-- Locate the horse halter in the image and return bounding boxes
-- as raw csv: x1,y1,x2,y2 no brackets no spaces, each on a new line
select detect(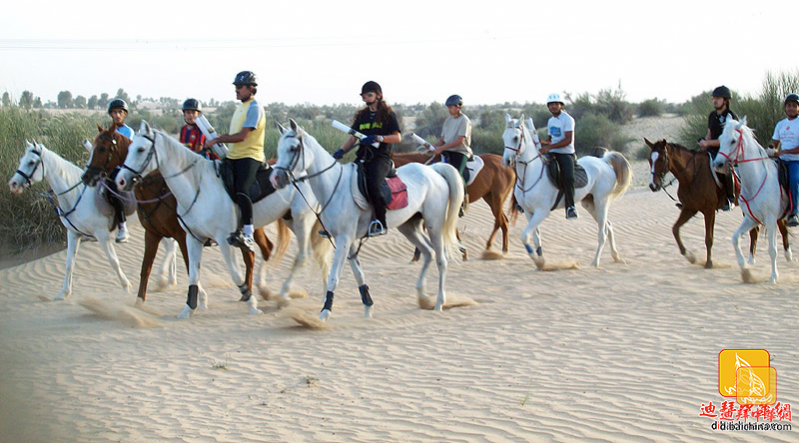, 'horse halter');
650,146,671,182
274,132,306,180
85,134,122,180
15,146,44,188
121,132,159,184
504,122,525,158
716,129,746,165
